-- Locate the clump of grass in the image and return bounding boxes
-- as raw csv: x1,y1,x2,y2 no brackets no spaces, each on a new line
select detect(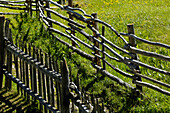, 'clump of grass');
10,13,71,60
